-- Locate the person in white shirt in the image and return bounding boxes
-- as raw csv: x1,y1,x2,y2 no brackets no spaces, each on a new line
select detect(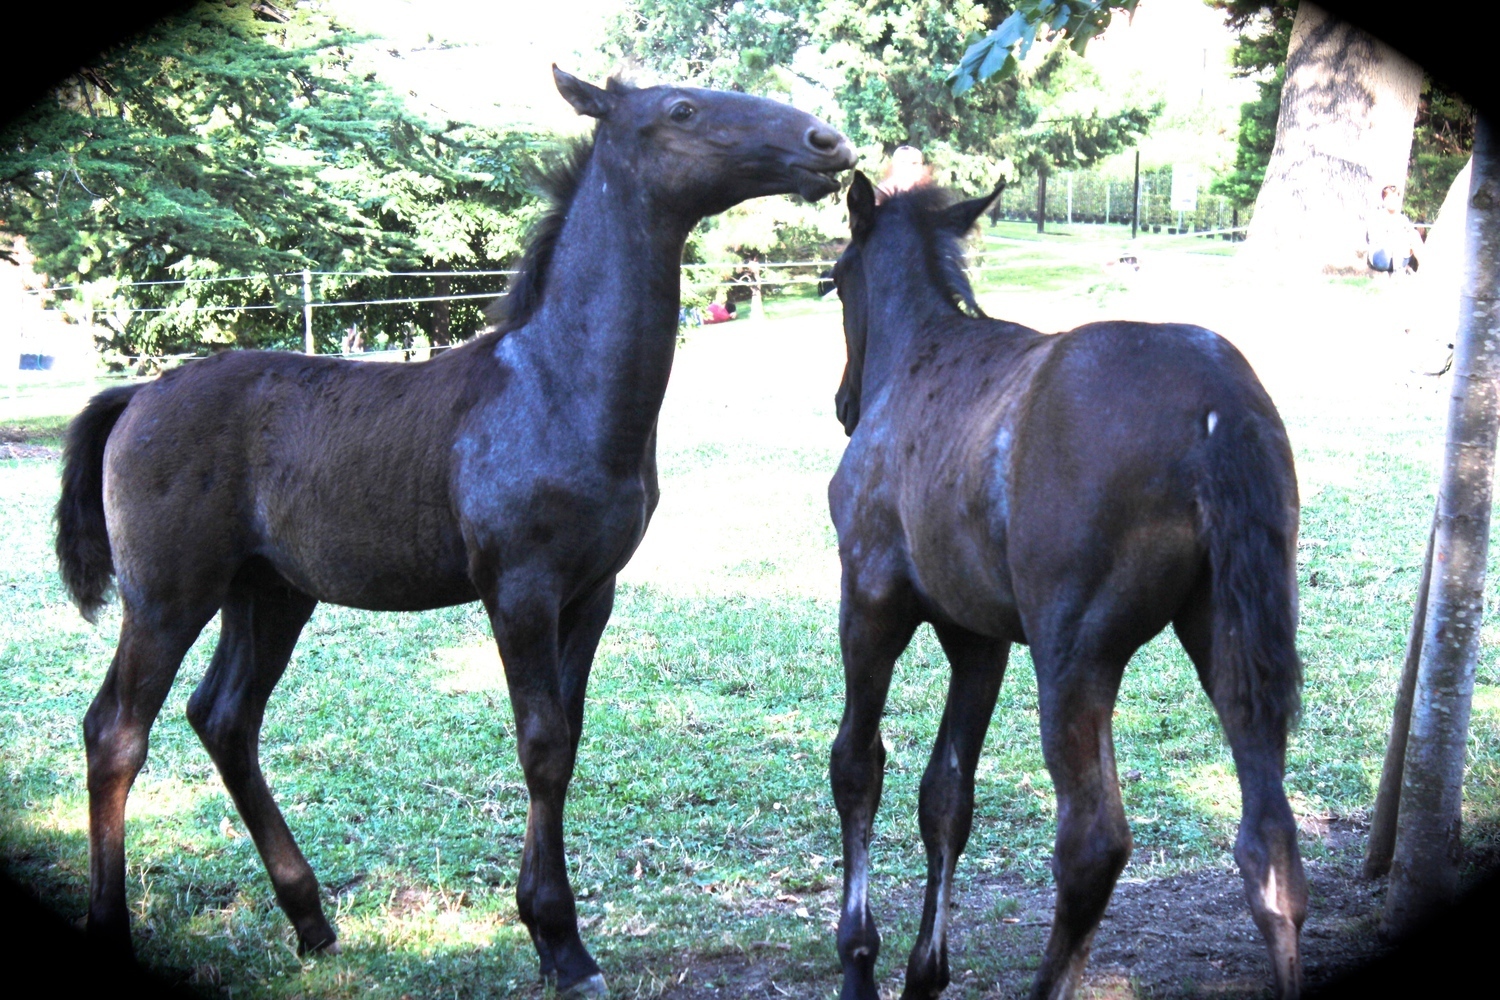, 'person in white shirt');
1366,184,1424,274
